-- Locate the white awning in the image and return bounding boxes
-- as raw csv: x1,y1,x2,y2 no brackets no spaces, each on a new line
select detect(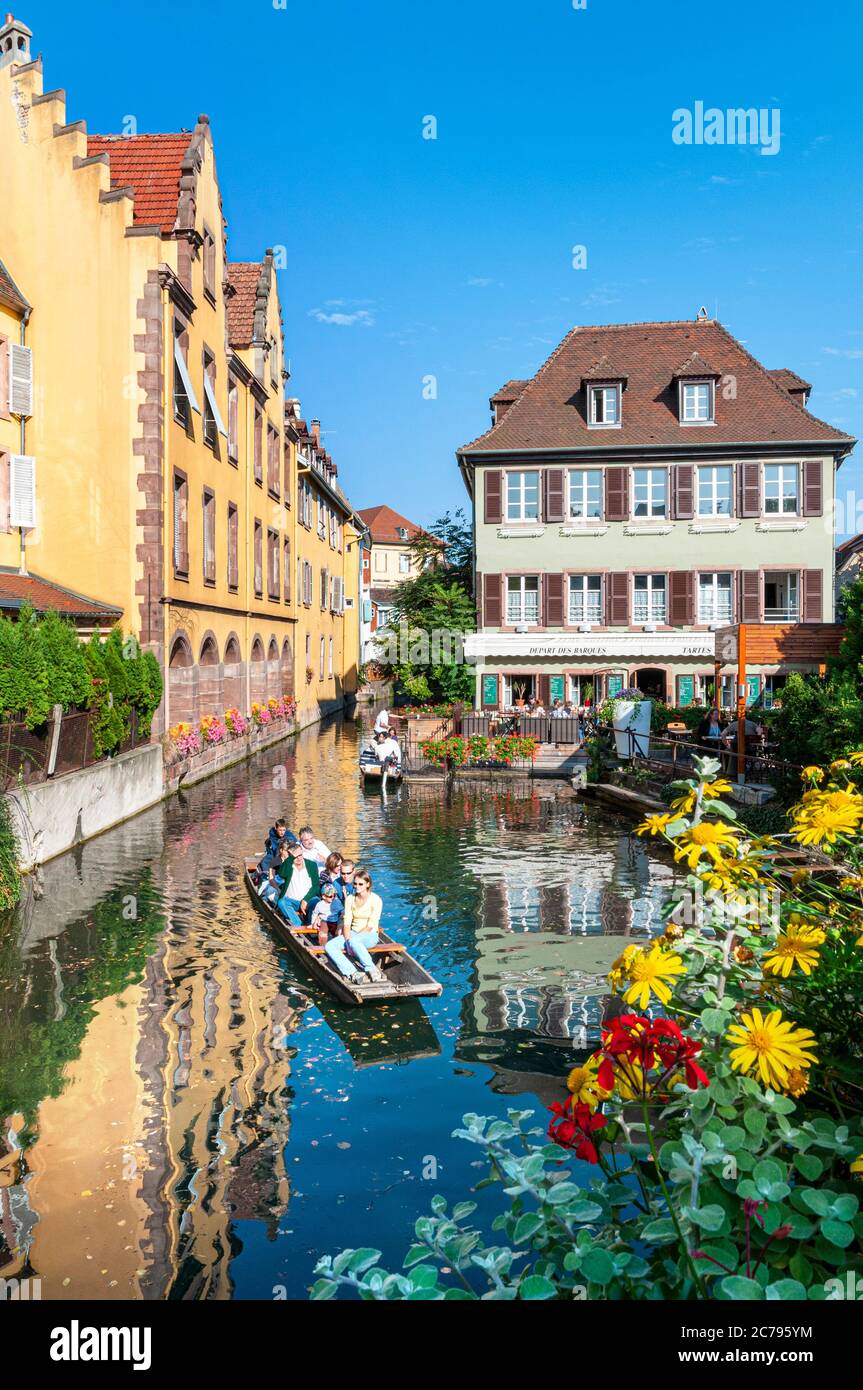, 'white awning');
203,372,228,437
173,338,201,414
465,632,717,661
